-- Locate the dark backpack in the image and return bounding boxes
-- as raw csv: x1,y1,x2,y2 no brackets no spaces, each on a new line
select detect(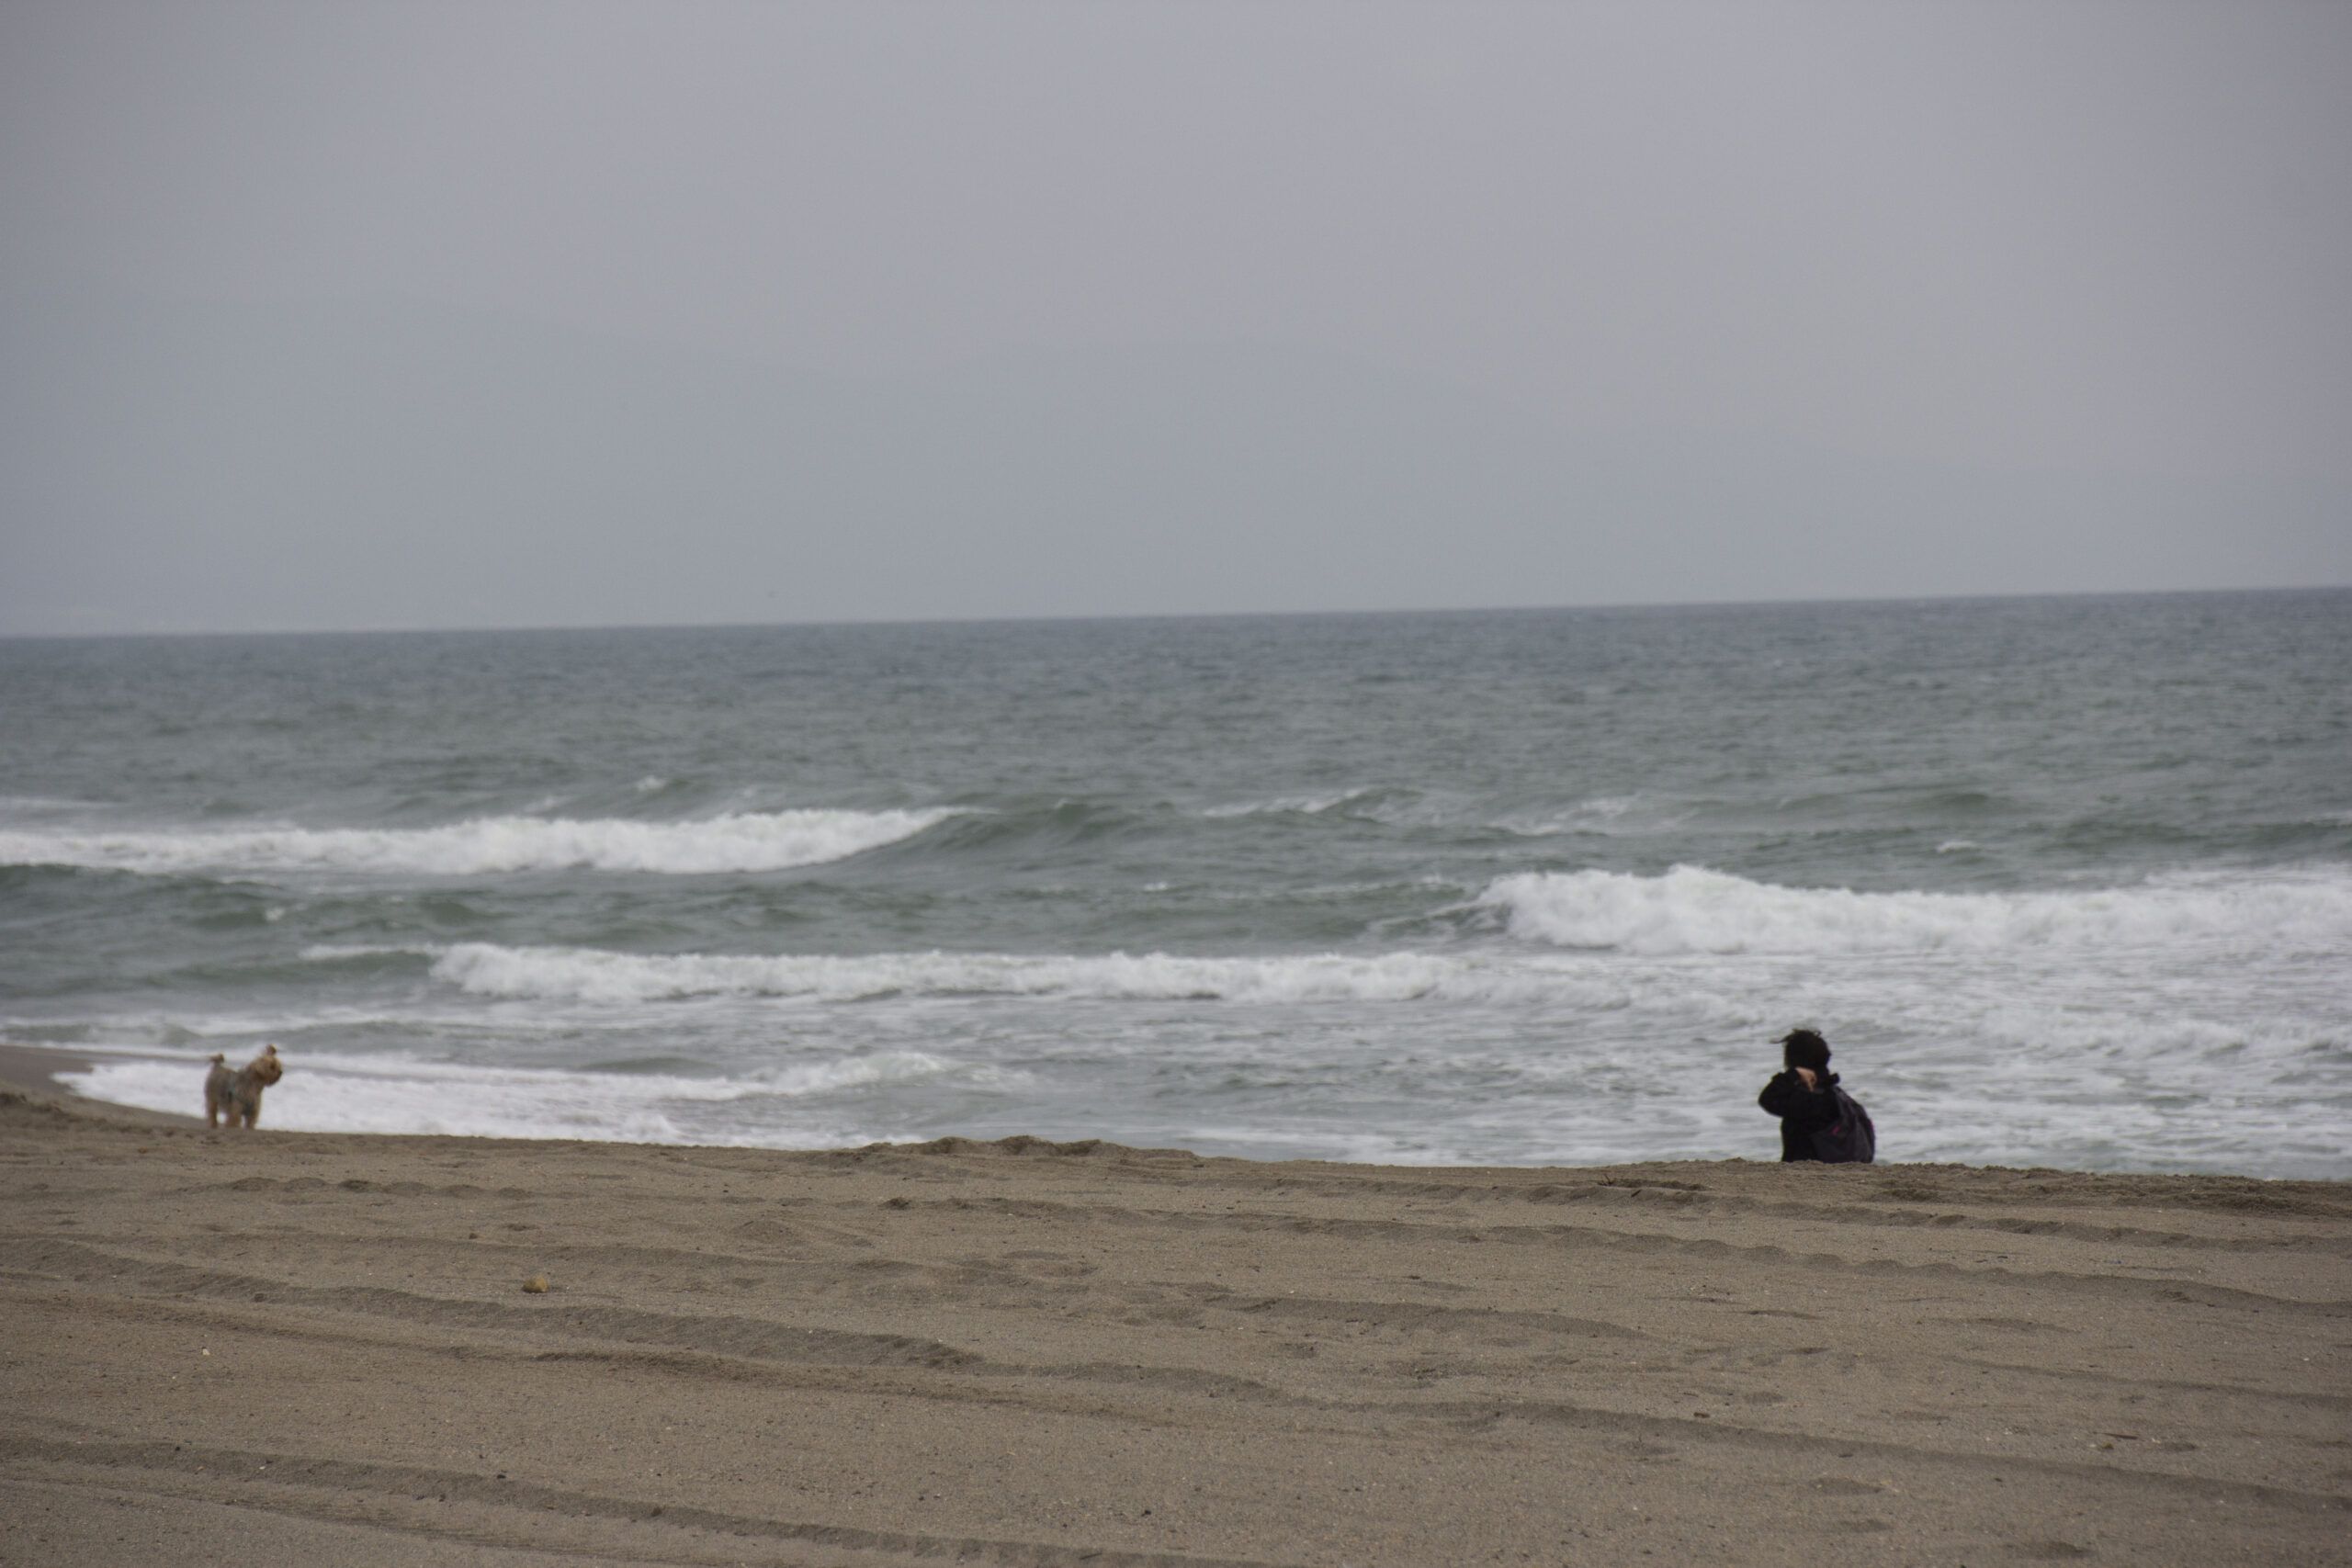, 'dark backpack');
1811,1087,1876,1164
